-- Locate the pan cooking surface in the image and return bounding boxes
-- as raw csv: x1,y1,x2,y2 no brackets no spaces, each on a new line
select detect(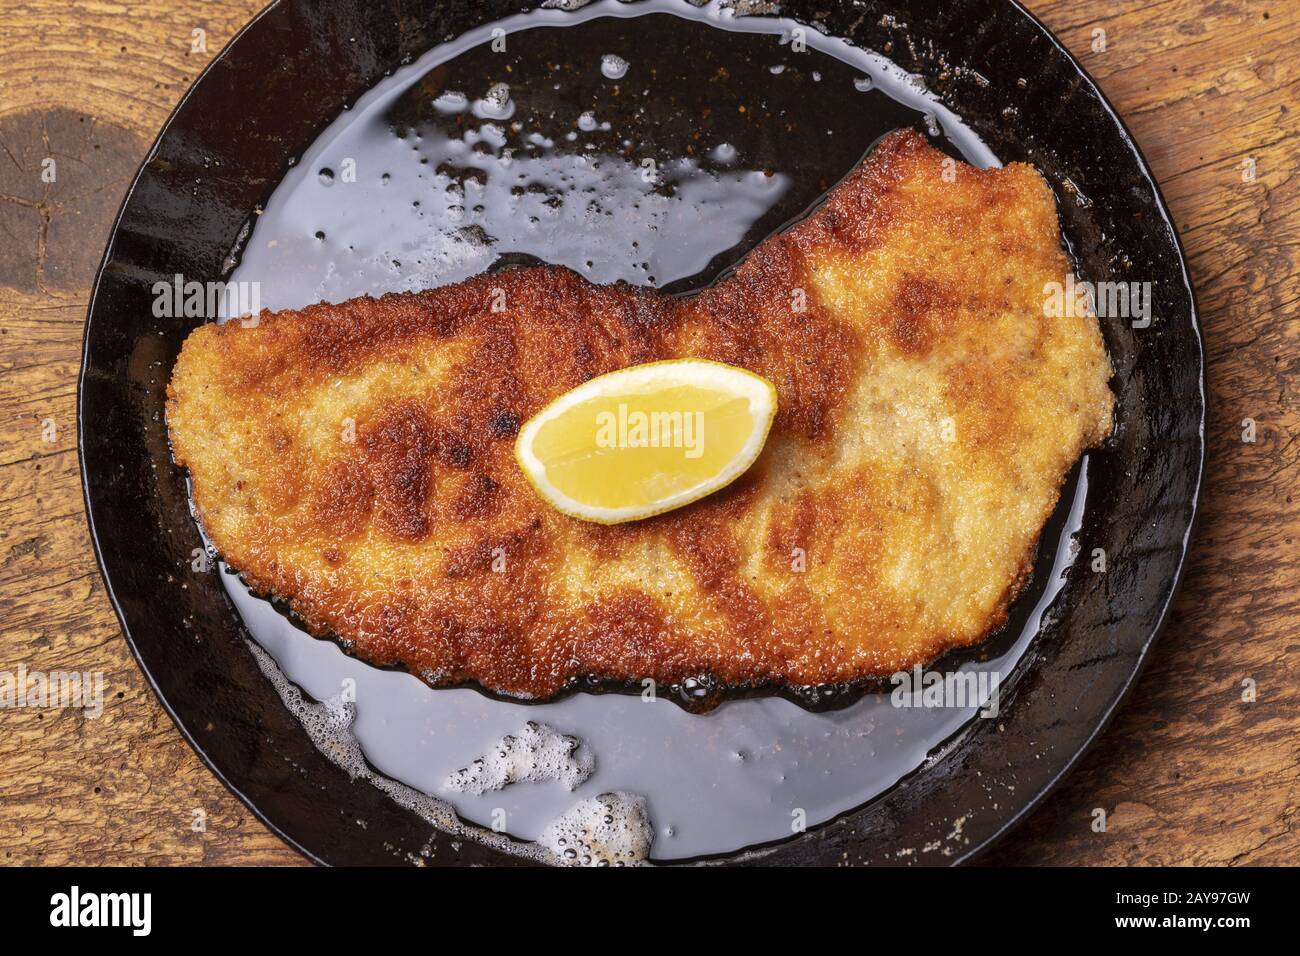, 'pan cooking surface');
80,0,1203,866
217,5,1058,862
